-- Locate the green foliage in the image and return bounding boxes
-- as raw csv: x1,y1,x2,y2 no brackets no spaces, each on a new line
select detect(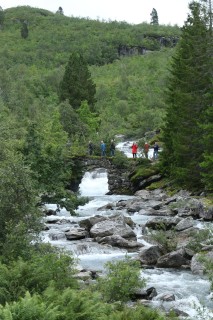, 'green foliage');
96,257,146,303
187,227,213,253
150,228,177,254
160,1,212,191
0,245,78,304
22,111,79,211
92,50,173,139
59,52,96,110
111,150,130,169
99,304,169,320
0,291,59,320
0,151,42,259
